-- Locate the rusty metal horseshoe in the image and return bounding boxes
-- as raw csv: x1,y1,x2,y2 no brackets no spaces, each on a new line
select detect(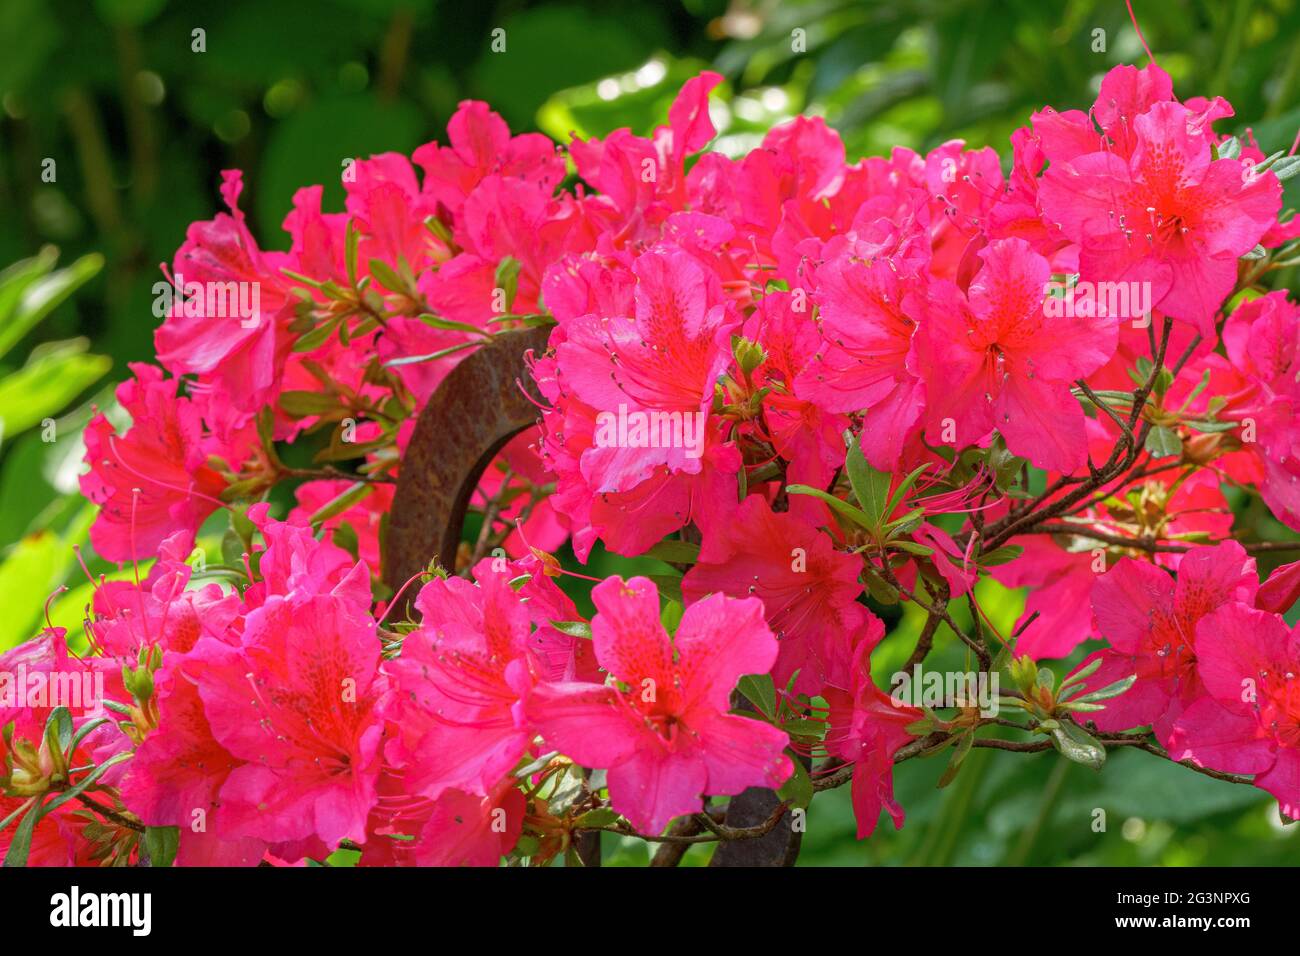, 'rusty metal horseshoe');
383,325,551,594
